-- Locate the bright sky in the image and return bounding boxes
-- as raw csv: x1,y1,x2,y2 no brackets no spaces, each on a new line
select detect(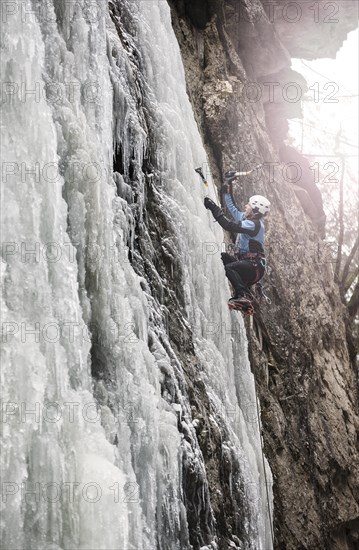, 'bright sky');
291,28,358,147
289,28,358,205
